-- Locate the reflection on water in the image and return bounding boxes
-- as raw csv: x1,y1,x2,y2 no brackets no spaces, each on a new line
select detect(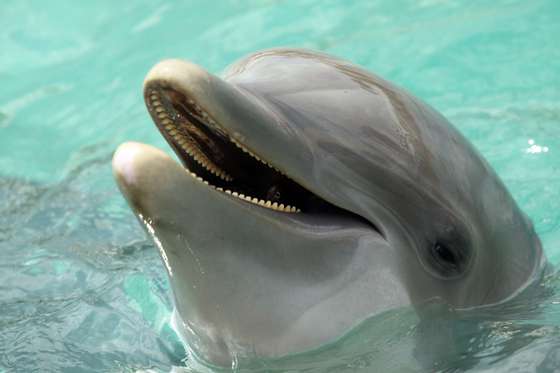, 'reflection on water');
526,139,550,155
1,0,559,371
